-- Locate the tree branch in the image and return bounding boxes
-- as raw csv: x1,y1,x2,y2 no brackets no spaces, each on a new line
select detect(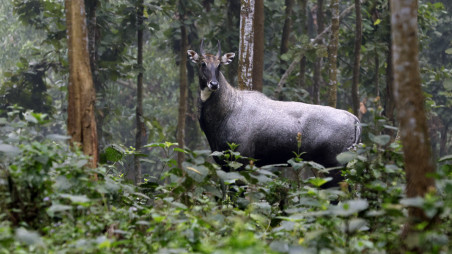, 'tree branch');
274,3,358,97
